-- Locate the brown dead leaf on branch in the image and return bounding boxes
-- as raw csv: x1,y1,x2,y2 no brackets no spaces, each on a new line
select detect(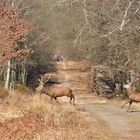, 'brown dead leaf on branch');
0,3,32,62
0,49,34,62
0,113,47,140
